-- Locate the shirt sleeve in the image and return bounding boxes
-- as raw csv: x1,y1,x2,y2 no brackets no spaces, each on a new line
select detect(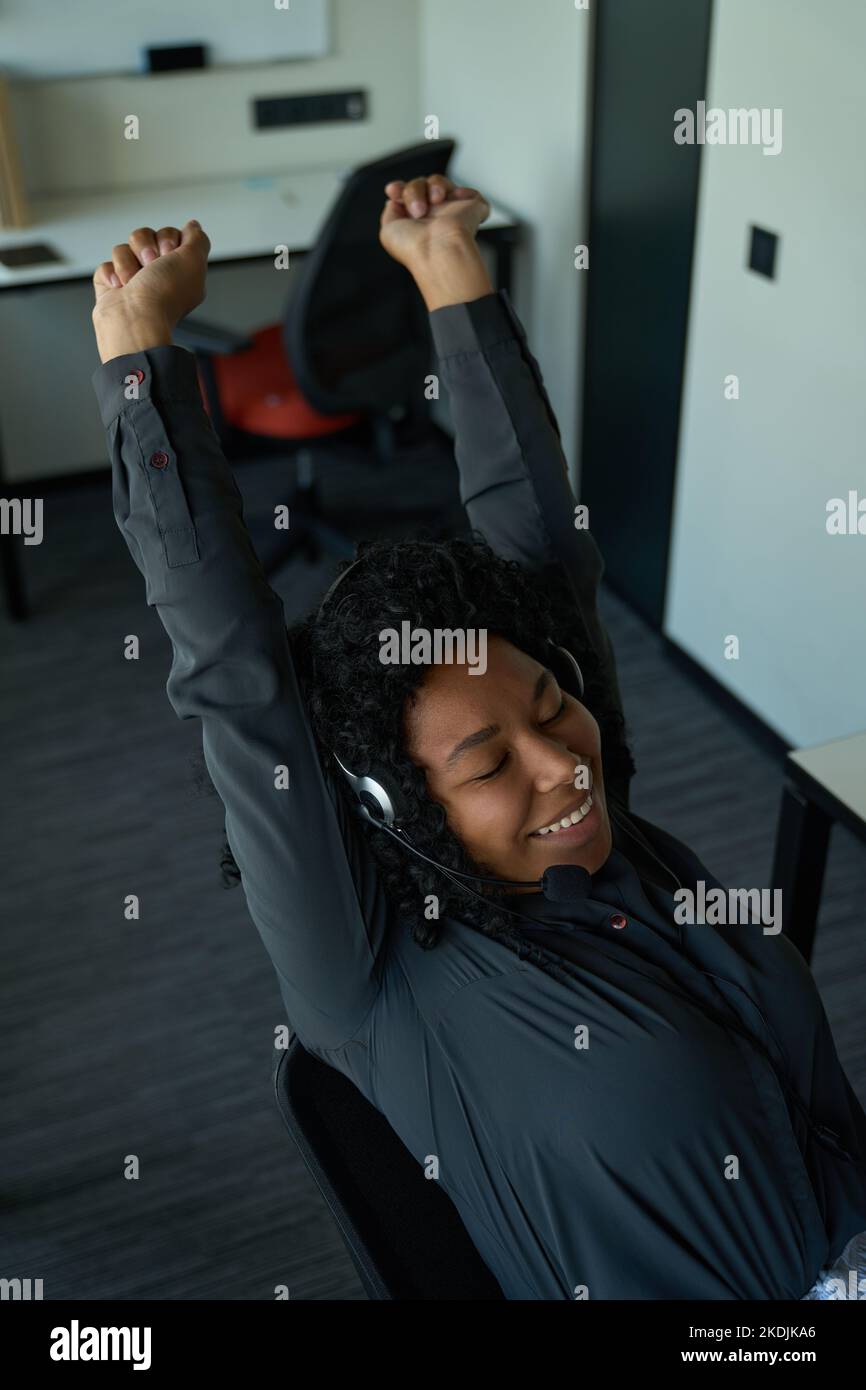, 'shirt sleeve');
428,289,626,729
91,343,388,1052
